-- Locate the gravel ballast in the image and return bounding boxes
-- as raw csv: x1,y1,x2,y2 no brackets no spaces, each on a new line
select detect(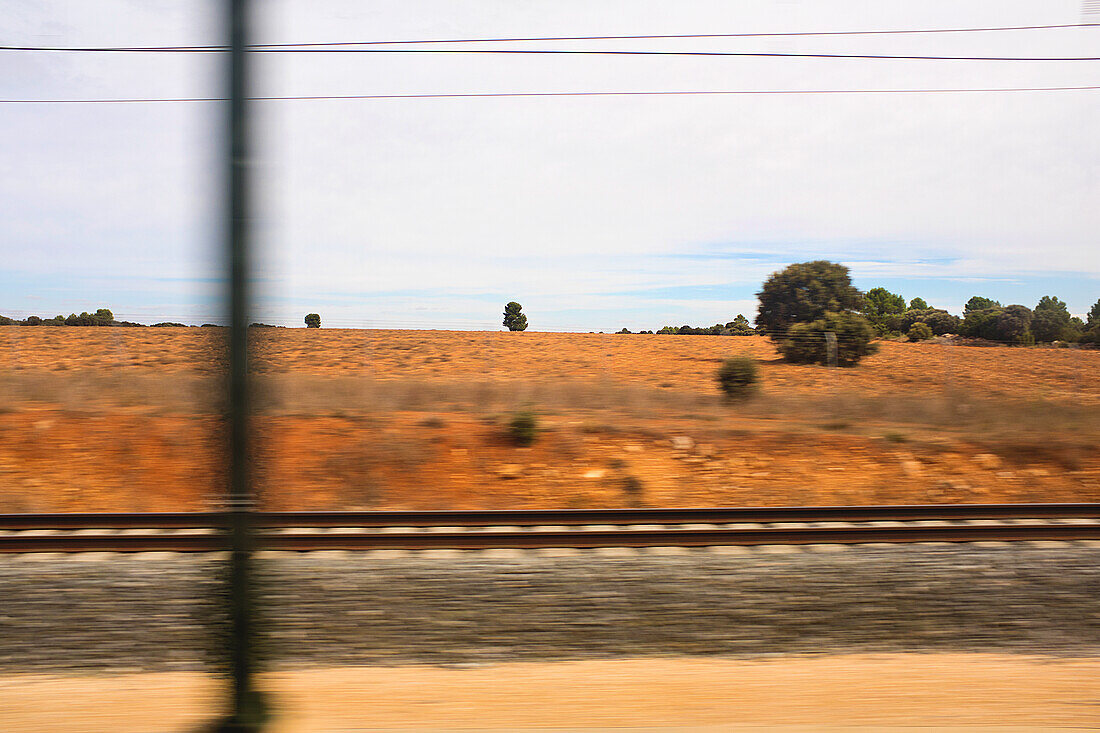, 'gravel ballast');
3,543,1099,672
